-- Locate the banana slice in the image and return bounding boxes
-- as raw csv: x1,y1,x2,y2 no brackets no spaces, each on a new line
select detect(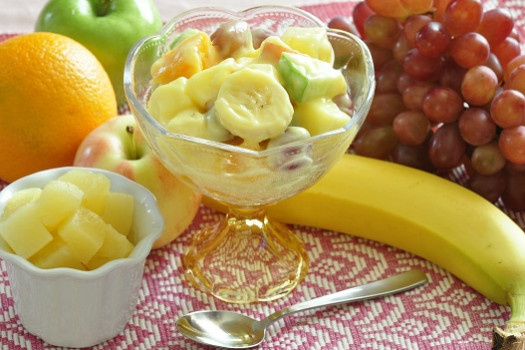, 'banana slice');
166,109,232,143
147,77,196,125
214,64,293,147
